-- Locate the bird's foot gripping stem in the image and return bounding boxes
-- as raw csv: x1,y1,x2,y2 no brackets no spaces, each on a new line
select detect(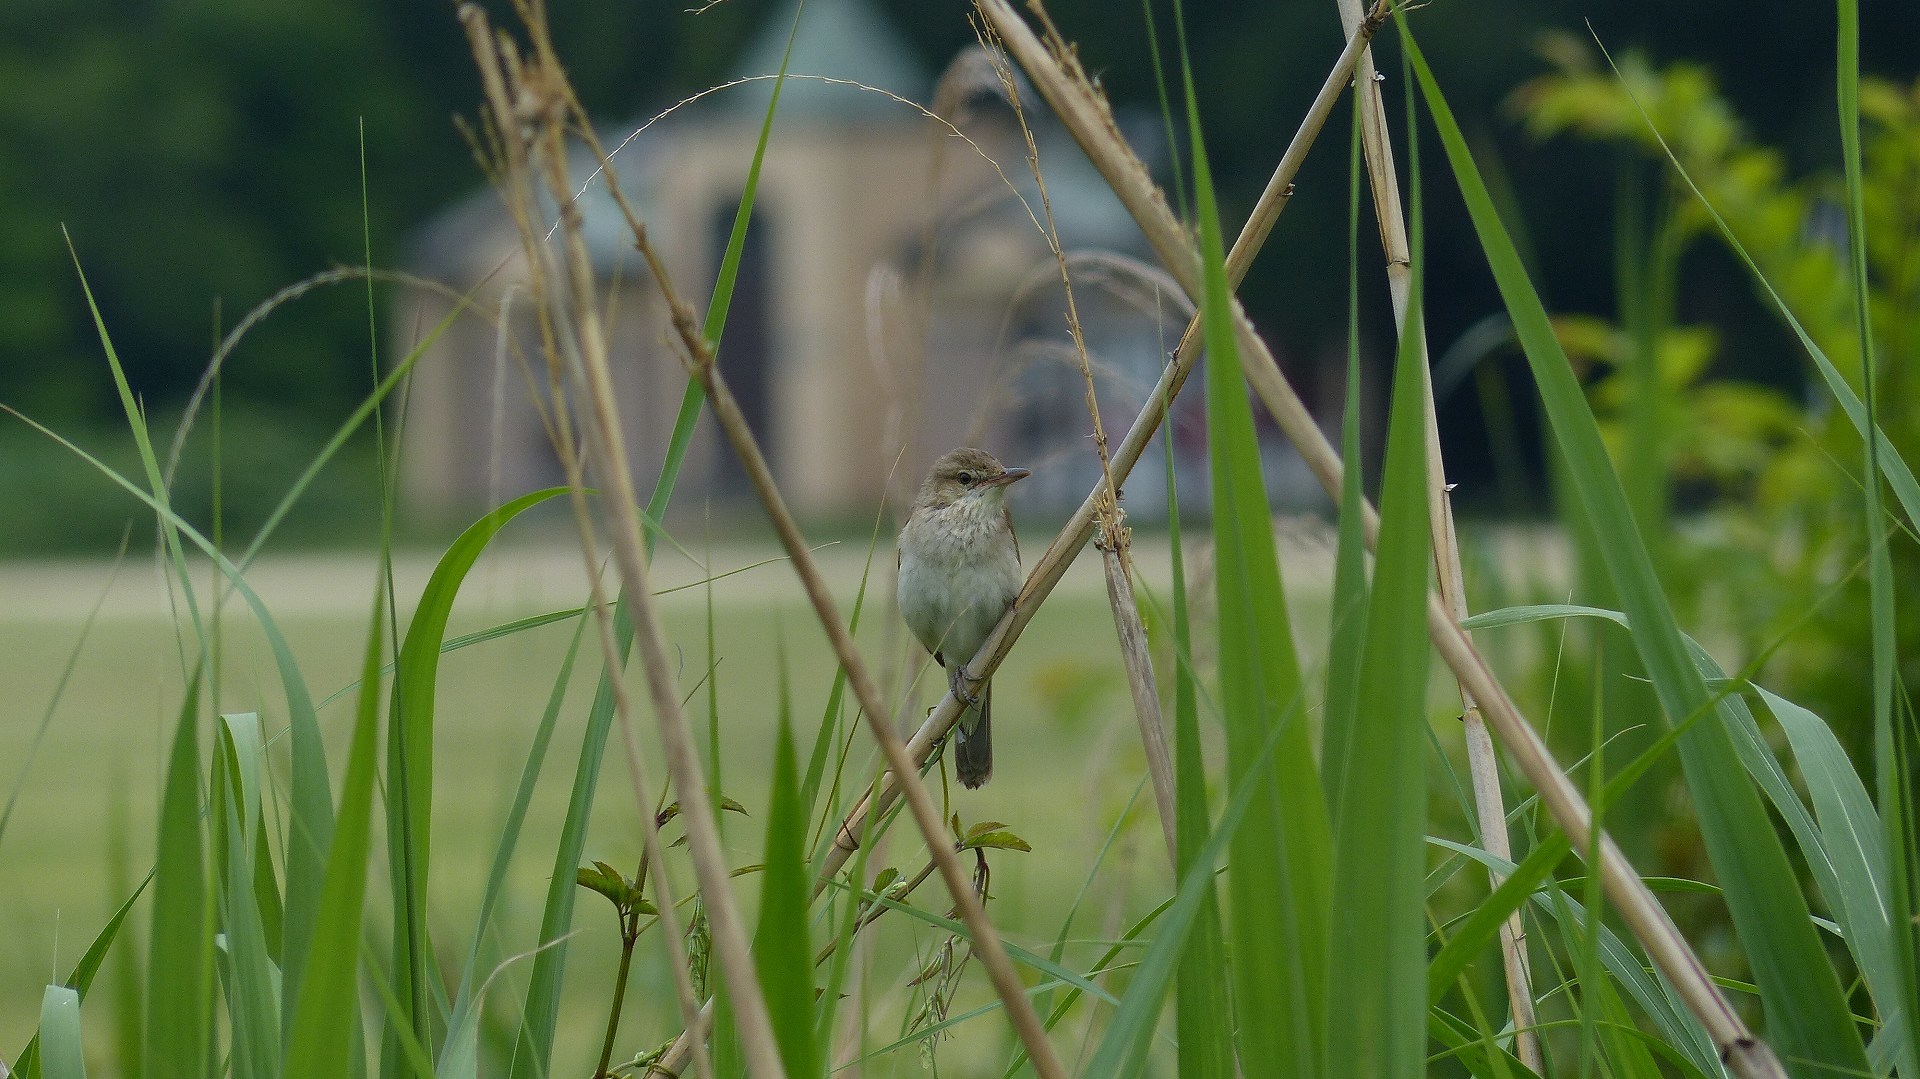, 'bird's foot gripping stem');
948,663,981,708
